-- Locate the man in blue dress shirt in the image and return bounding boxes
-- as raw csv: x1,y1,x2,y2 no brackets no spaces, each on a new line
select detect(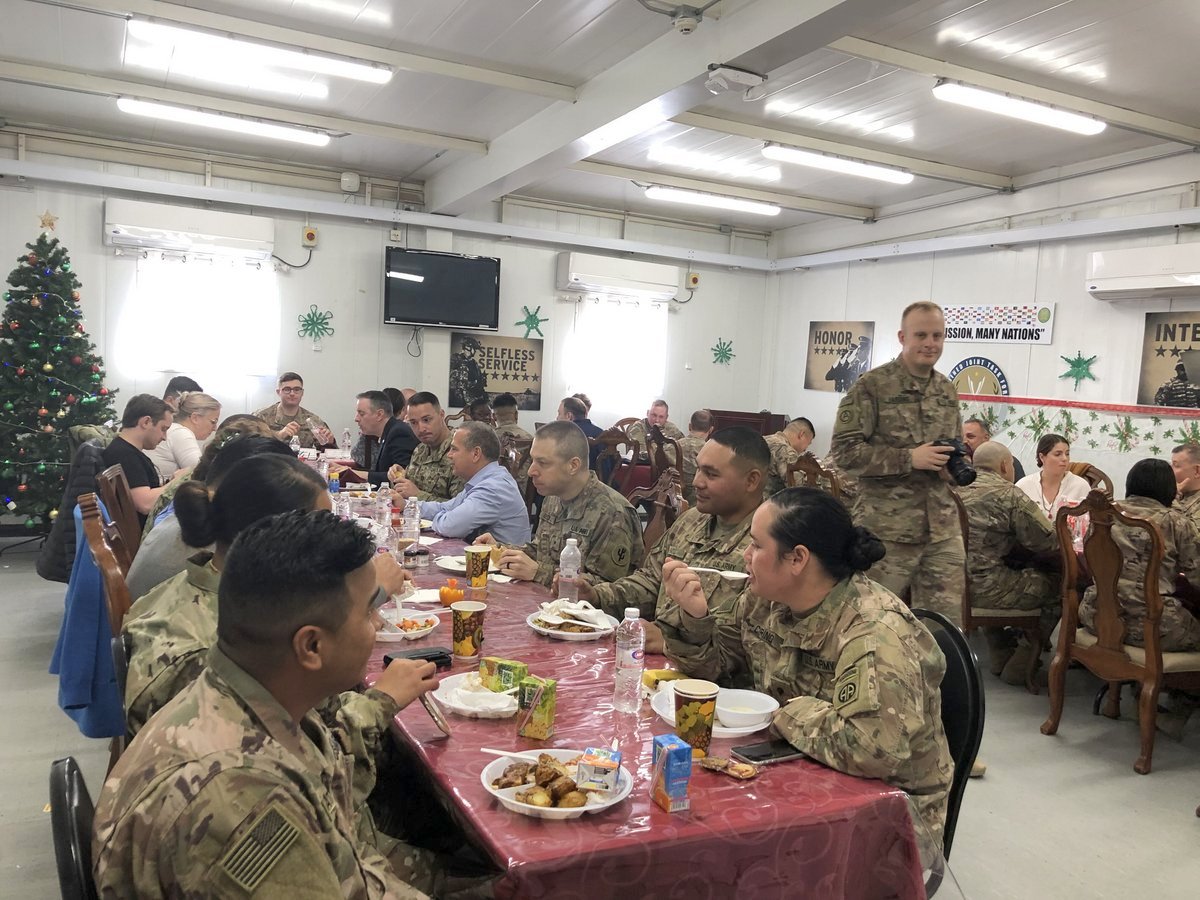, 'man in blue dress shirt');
420,422,531,545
